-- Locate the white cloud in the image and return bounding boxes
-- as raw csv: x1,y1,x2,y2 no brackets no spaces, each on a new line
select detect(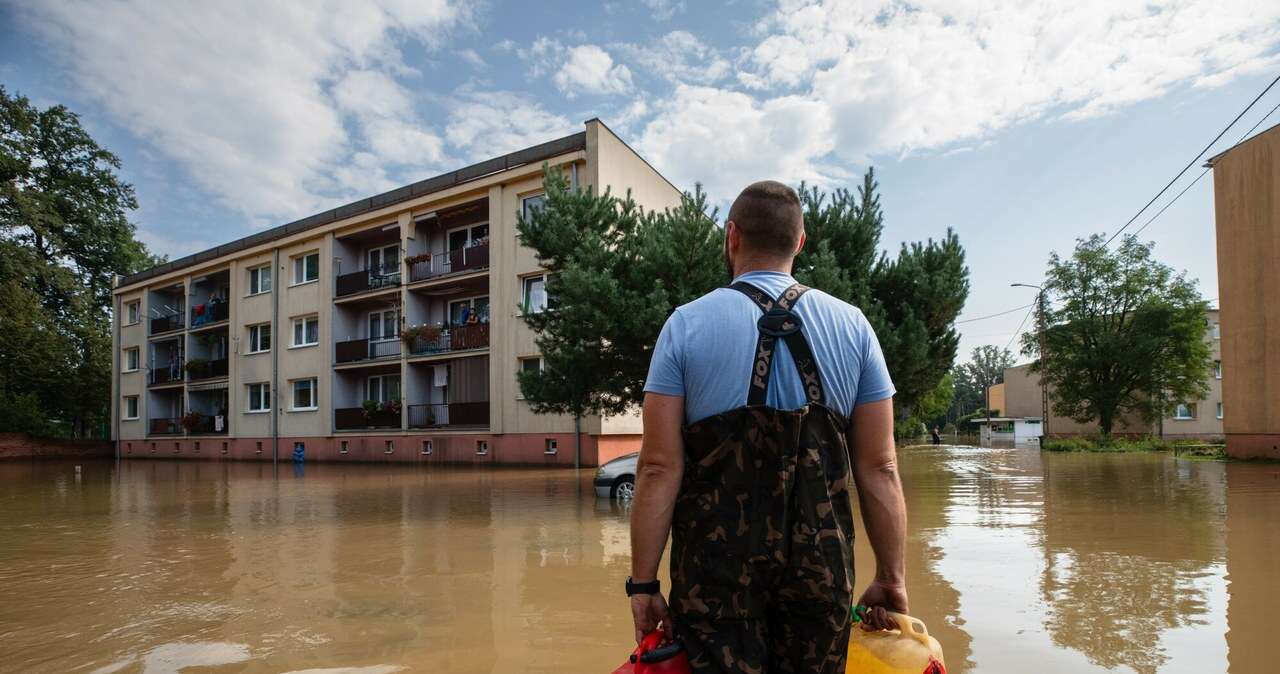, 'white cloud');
519,39,634,97
637,85,839,199
444,90,577,161
457,48,487,69
616,31,732,84
642,0,686,21
18,0,468,224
